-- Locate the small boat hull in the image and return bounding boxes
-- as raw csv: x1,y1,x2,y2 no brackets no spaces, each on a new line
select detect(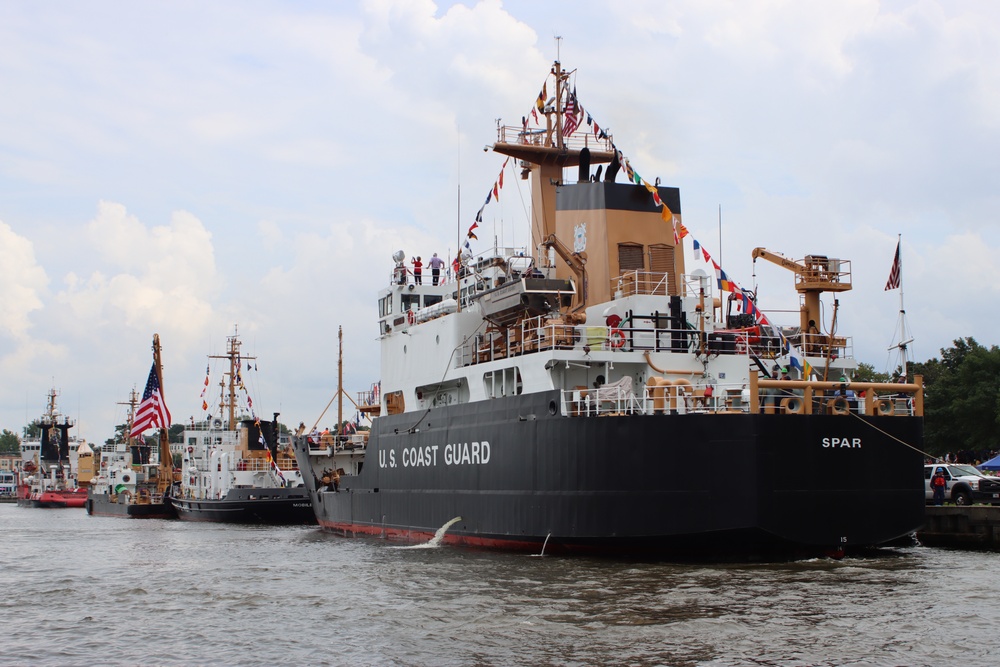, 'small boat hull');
18,487,88,508
170,488,315,524
86,493,176,519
